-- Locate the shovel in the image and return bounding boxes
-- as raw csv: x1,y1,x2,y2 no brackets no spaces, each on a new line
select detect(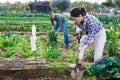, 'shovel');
71,31,83,80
